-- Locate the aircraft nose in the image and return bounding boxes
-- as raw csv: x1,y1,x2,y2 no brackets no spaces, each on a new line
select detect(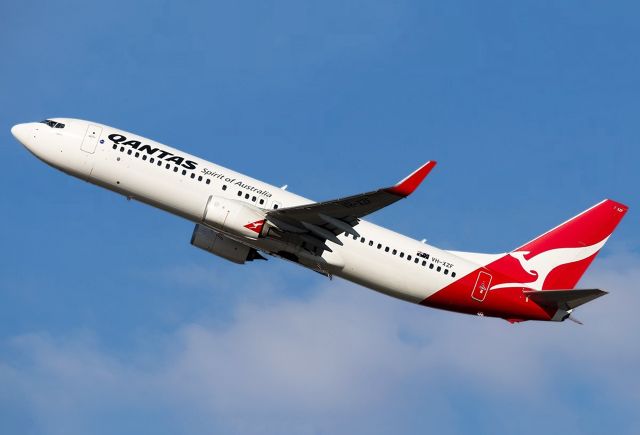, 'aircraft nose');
11,123,32,146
